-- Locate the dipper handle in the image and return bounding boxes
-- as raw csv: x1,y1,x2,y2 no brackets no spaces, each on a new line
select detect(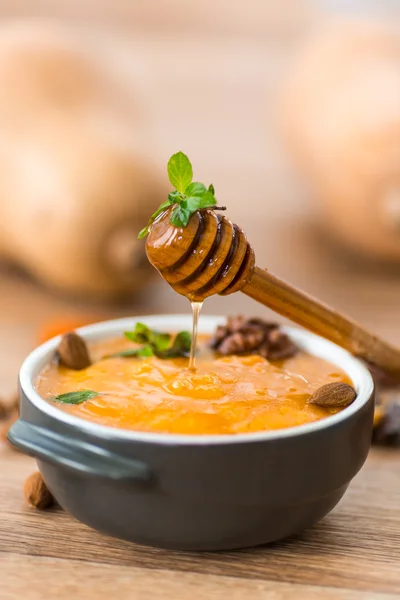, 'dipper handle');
244,267,400,381
146,208,400,380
